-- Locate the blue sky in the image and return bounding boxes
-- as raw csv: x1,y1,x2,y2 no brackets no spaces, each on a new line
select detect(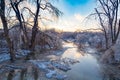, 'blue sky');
54,0,96,16
48,0,98,31
65,0,90,6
